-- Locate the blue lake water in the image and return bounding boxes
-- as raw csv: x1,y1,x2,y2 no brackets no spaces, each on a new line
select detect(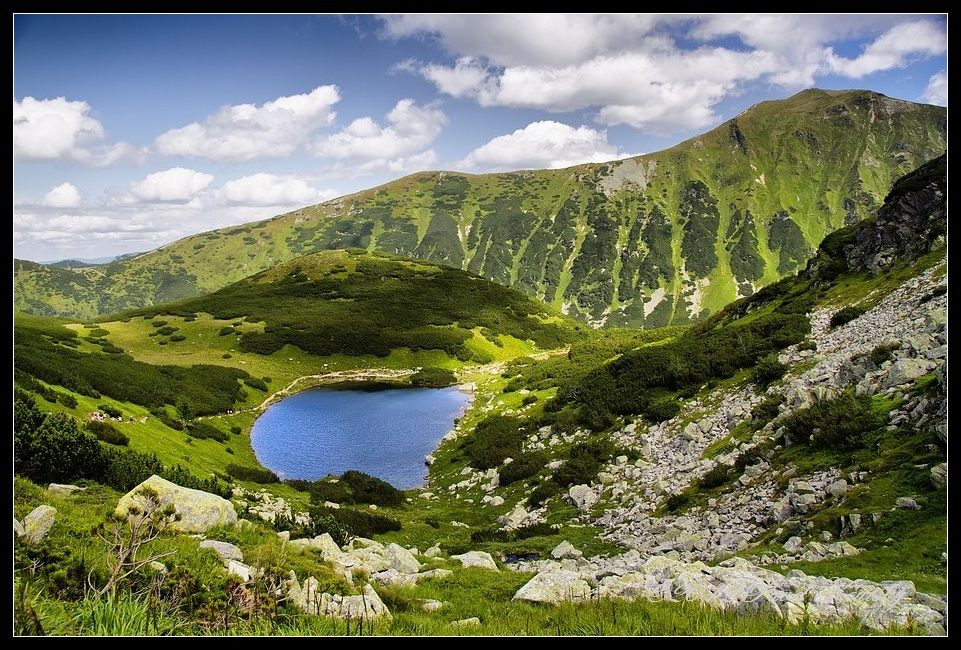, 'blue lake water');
250,385,472,488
